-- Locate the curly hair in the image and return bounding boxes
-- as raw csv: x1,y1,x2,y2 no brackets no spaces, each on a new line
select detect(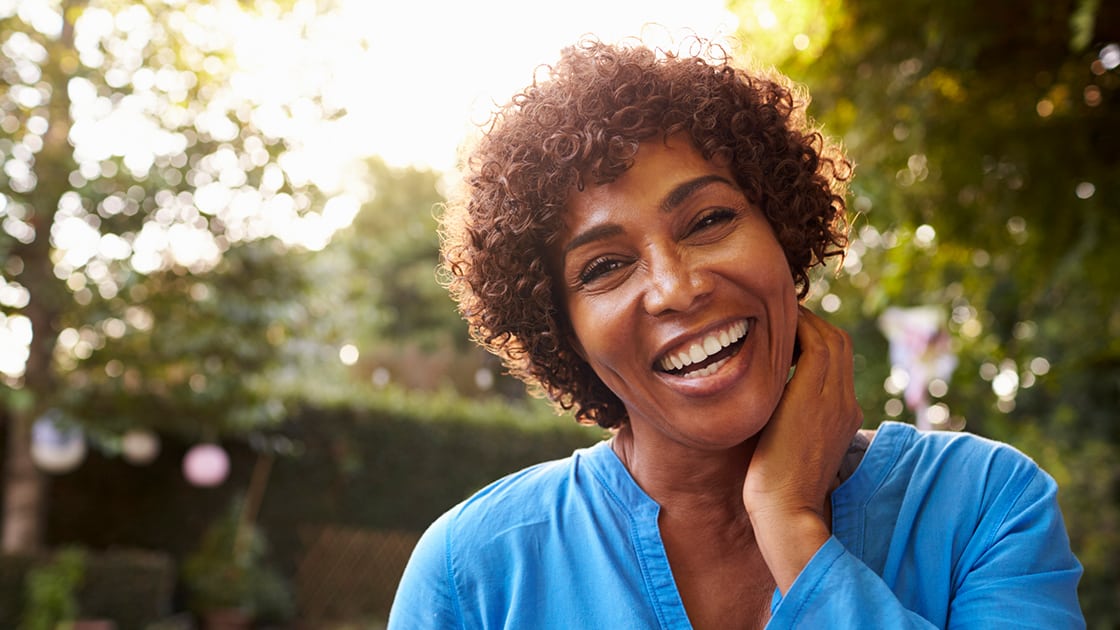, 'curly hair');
439,36,852,429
